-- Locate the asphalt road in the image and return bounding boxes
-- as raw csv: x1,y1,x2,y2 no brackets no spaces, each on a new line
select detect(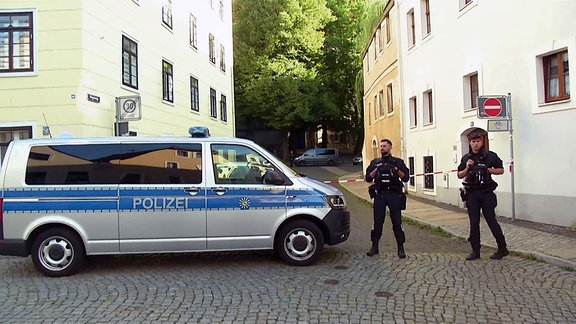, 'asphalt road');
0,165,574,323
